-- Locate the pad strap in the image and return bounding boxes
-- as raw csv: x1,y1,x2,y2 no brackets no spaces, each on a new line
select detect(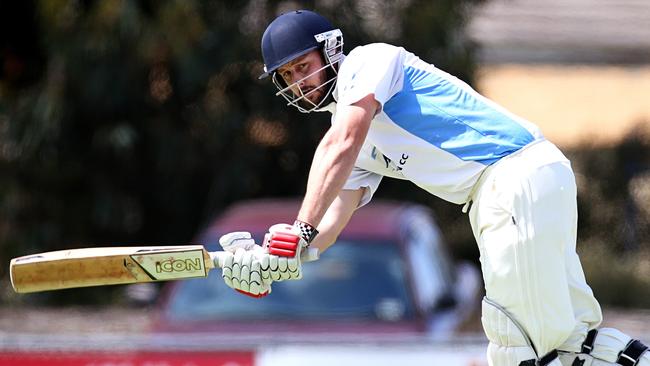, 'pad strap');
581,329,598,354
617,339,649,366
520,350,559,366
